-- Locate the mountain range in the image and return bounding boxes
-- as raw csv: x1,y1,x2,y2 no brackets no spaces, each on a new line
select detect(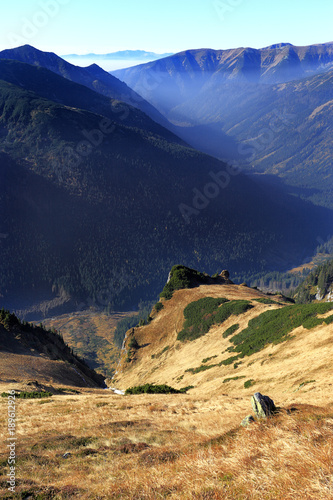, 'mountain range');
62,50,173,61
62,50,174,71
0,44,332,316
113,42,333,207
0,41,332,500
0,44,171,130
